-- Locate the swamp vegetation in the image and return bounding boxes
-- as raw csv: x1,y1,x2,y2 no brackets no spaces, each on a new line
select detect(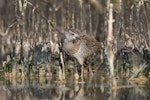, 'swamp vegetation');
0,0,150,100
